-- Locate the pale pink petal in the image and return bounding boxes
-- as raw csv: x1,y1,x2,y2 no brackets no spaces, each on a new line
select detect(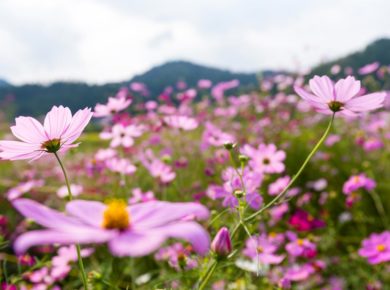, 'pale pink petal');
130,201,209,229
43,106,72,139
344,92,386,112
108,231,166,257
12,199,86,231
156,222,210,255
10,117,47,143
14,229,115,254
65,200,106,227
0,141,43,161
334,76,360,102
61,108,93,144
309,76,334,102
